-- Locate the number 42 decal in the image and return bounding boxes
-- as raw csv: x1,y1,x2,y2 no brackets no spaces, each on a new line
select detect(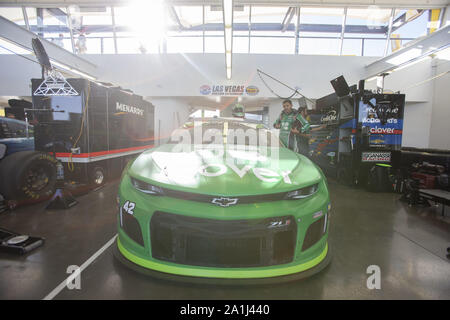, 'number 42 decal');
122,200,135,215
